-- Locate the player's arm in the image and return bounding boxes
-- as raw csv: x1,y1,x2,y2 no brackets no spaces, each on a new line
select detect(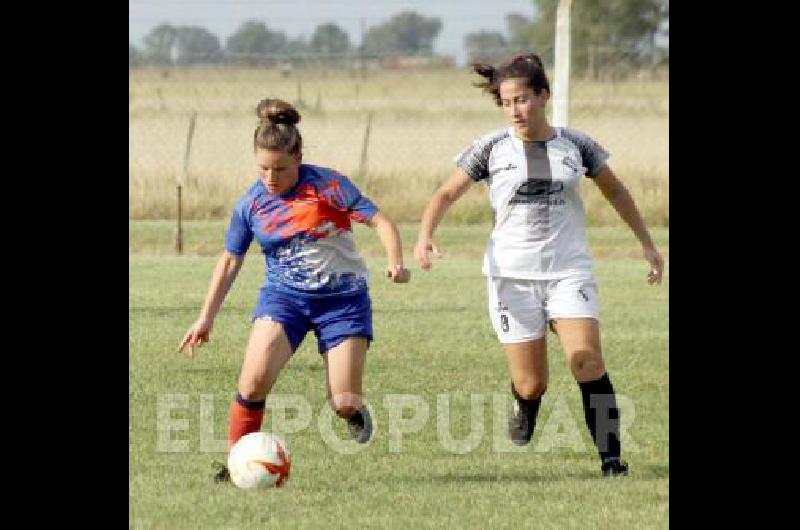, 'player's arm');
365,211,410,283
414,168,473,270
178,251,246,357
593,165,663,285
